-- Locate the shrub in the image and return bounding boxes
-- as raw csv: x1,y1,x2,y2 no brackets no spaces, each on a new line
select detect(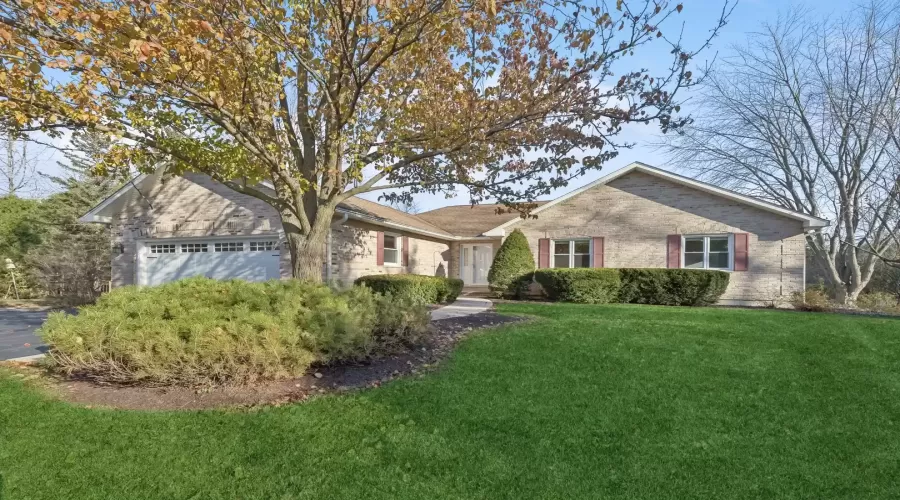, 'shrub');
618,269,730,306
532,268,621,304
789,288,834,312
354,274,463,305
487,229,535,297
370,292,431,350
857,292,900,314
38,277,428,385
